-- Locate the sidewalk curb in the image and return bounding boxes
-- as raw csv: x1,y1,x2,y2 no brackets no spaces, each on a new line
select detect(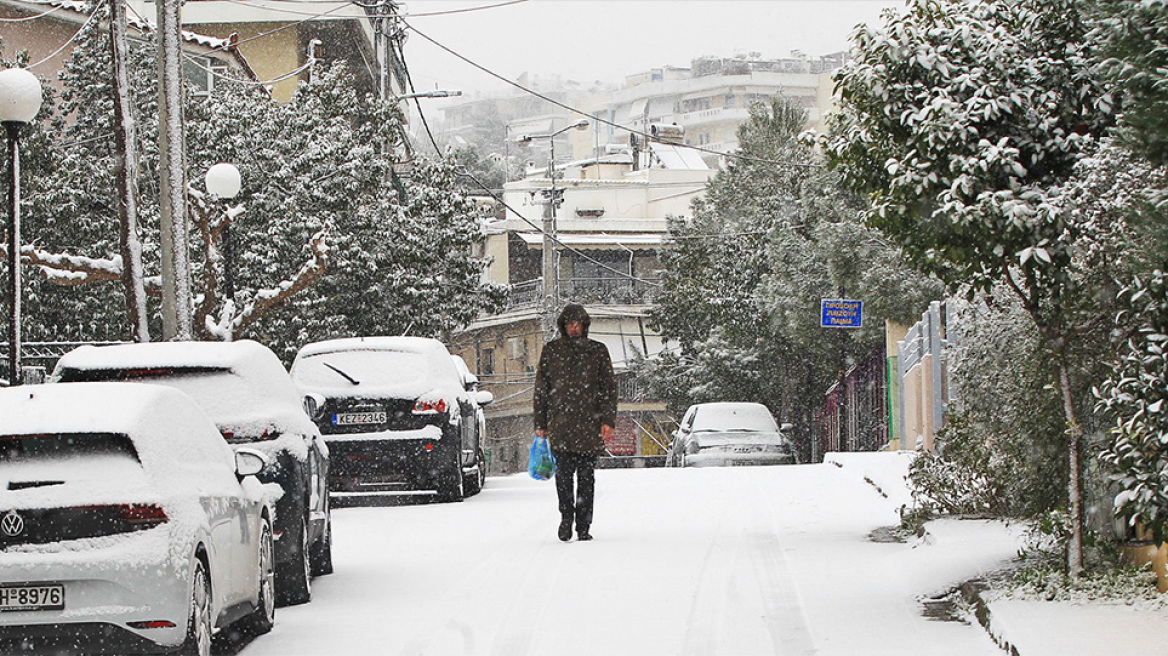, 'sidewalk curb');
959,579,1021,656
